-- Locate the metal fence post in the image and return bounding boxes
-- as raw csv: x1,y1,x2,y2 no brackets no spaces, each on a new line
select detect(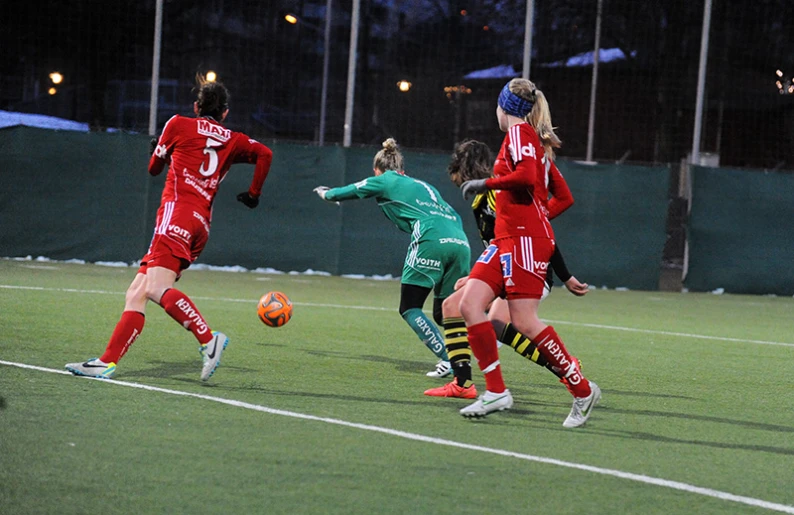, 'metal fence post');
585,0,603,163
343,0,361,148
522,0,534,80
148,0,163,136
319,0,332,146
690,0,713,165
